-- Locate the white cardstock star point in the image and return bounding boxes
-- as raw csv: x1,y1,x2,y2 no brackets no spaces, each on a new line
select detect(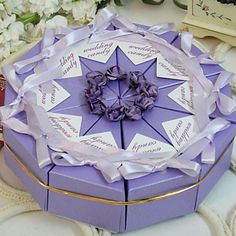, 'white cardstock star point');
156,53,189,81
127,133,177,154
118,41,158,65
168,82,195,114
162,115,198,151
35,81,71,111
77,39,117,63
48,112,82,142
77,131,118,152
45,47,83,78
